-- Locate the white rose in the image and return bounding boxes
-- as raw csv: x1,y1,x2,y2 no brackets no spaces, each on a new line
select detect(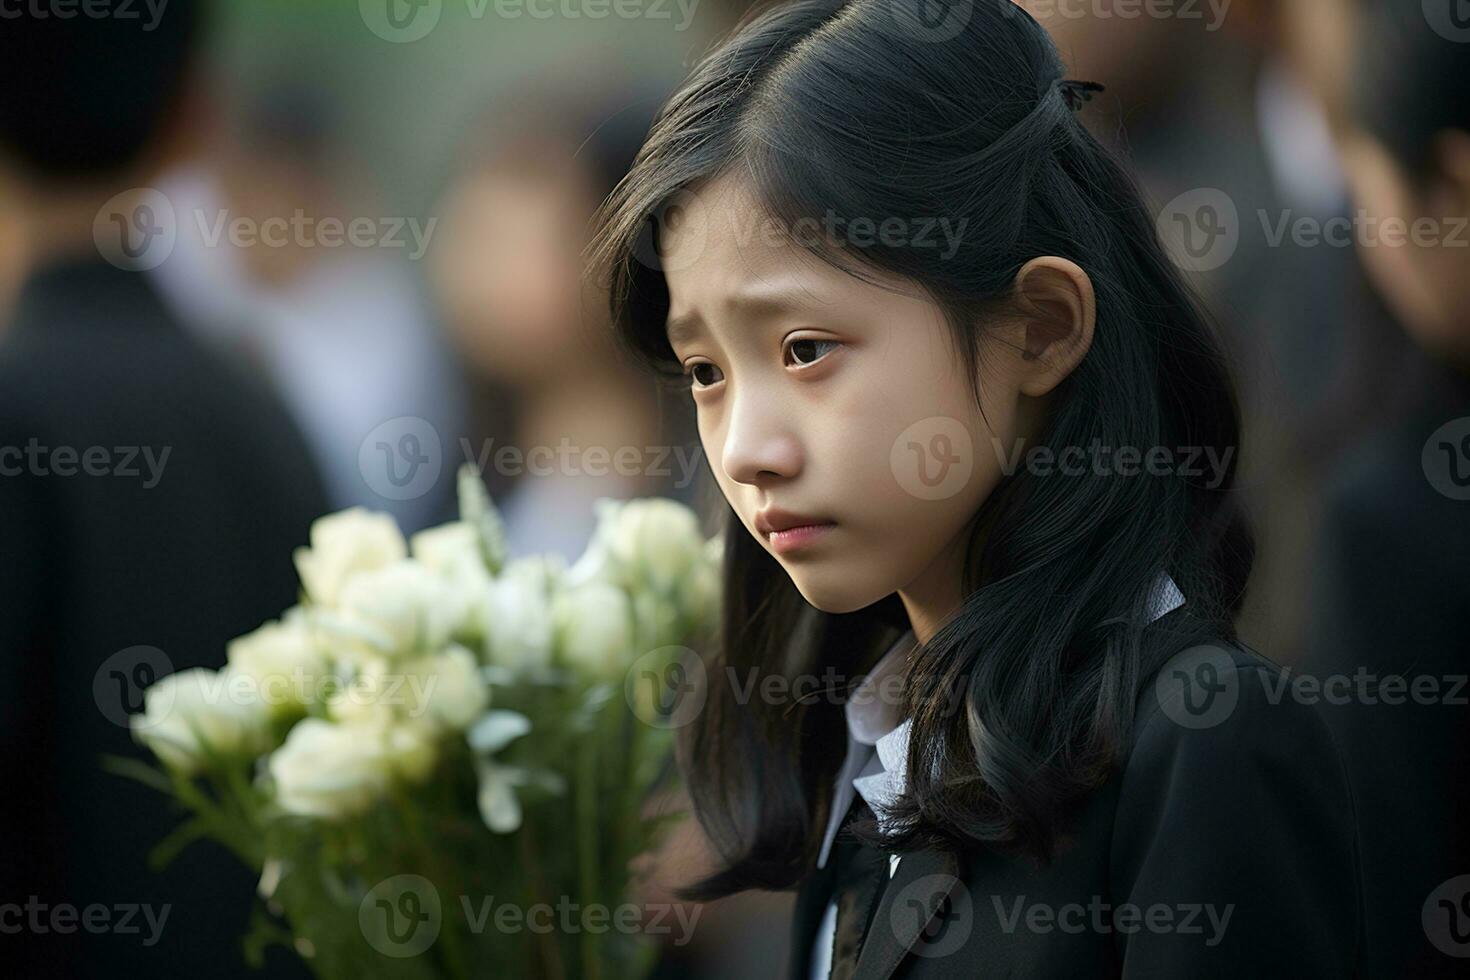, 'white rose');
478,575,553,672
294,508,407,608
130,667,271,776
608,498,706,593
268,719,395,819
633,590,680,650
564,498,708,595
500,553,566,596
335,560,471,656
400,645,489,732
325,656,400,727
563,498,628,589
552,582,635,676
676,557,721,635
226,612,328,715
410,521,491,590
381,720,438,783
